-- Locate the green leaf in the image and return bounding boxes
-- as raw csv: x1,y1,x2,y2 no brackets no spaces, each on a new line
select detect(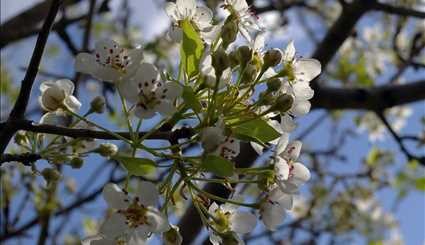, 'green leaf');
113,155,156,176
415,178,425,191
180,19,204,79
232,118,281,144
201,155,234,177
182,86,202,113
